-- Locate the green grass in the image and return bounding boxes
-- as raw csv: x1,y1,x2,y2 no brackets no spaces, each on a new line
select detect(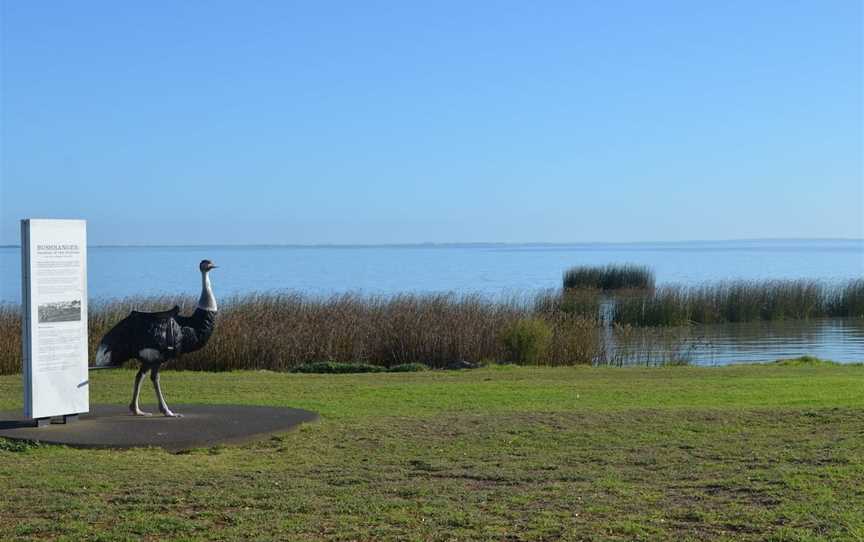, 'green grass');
1,363,863,541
